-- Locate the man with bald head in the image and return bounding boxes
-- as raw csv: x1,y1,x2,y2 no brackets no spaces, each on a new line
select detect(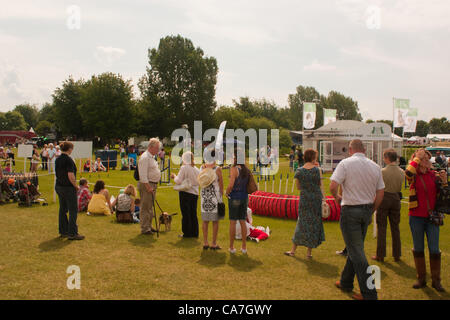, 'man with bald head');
329,139,385,300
